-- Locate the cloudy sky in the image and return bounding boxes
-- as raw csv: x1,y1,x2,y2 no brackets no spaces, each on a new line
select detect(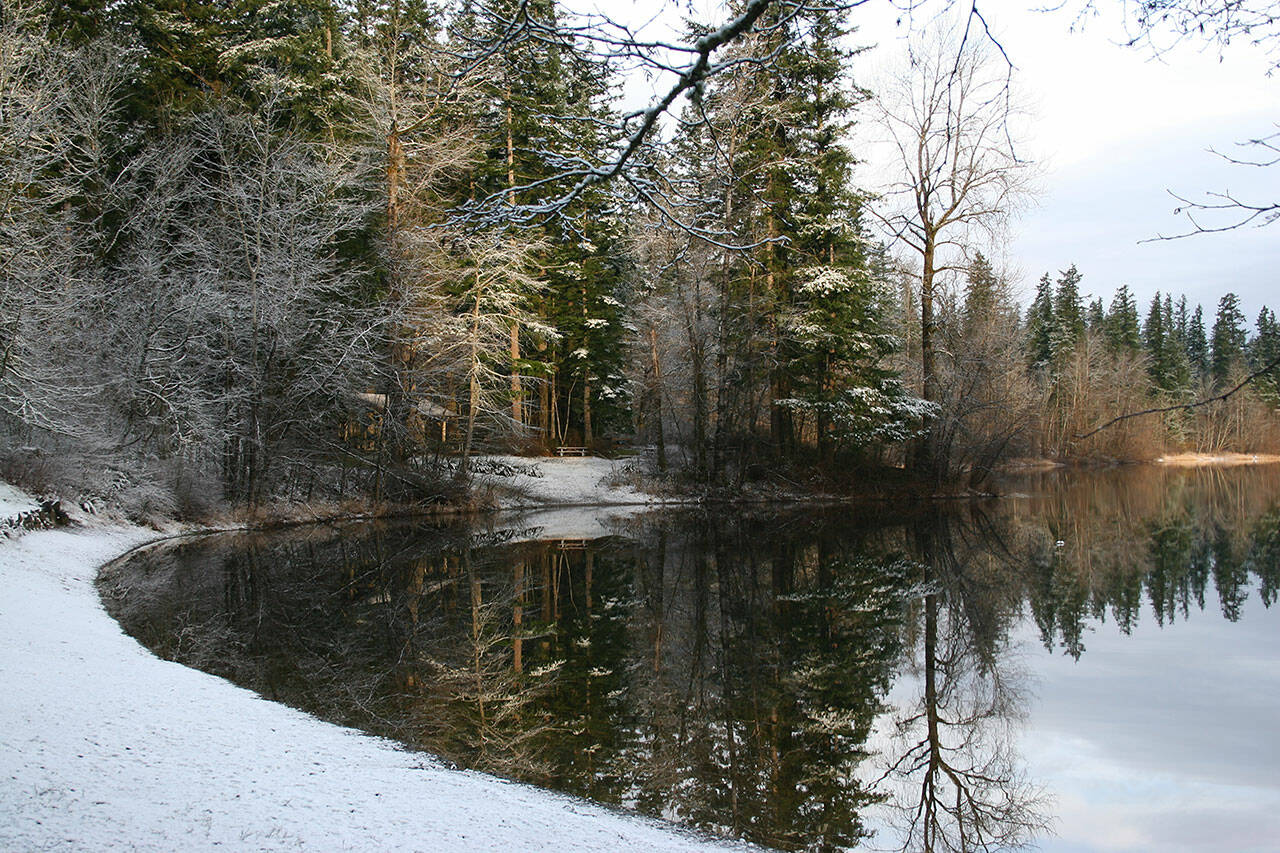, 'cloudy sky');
902,3,1280,325
606,1,1279,326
